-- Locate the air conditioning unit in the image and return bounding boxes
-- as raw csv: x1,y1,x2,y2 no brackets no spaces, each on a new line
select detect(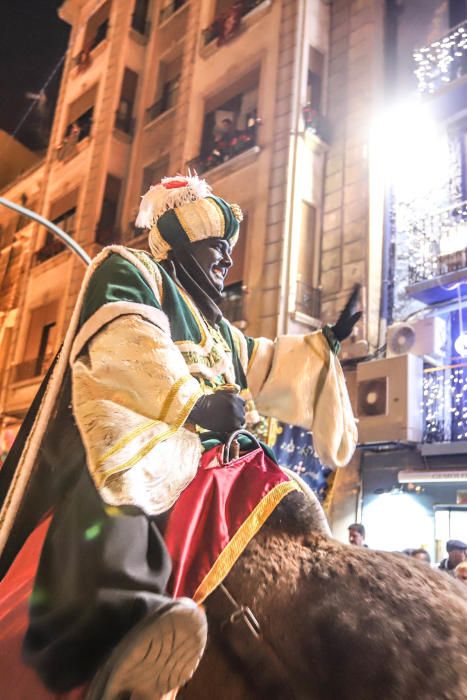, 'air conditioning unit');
356,354,423,444
386,317,447,360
